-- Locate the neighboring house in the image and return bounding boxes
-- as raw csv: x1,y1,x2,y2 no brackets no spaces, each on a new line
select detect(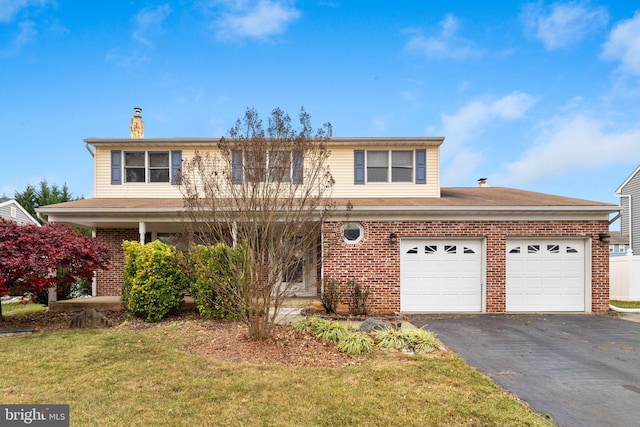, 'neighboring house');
608,231,630,257
38,109,617,314
0,198,40,225
615,165,640,254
